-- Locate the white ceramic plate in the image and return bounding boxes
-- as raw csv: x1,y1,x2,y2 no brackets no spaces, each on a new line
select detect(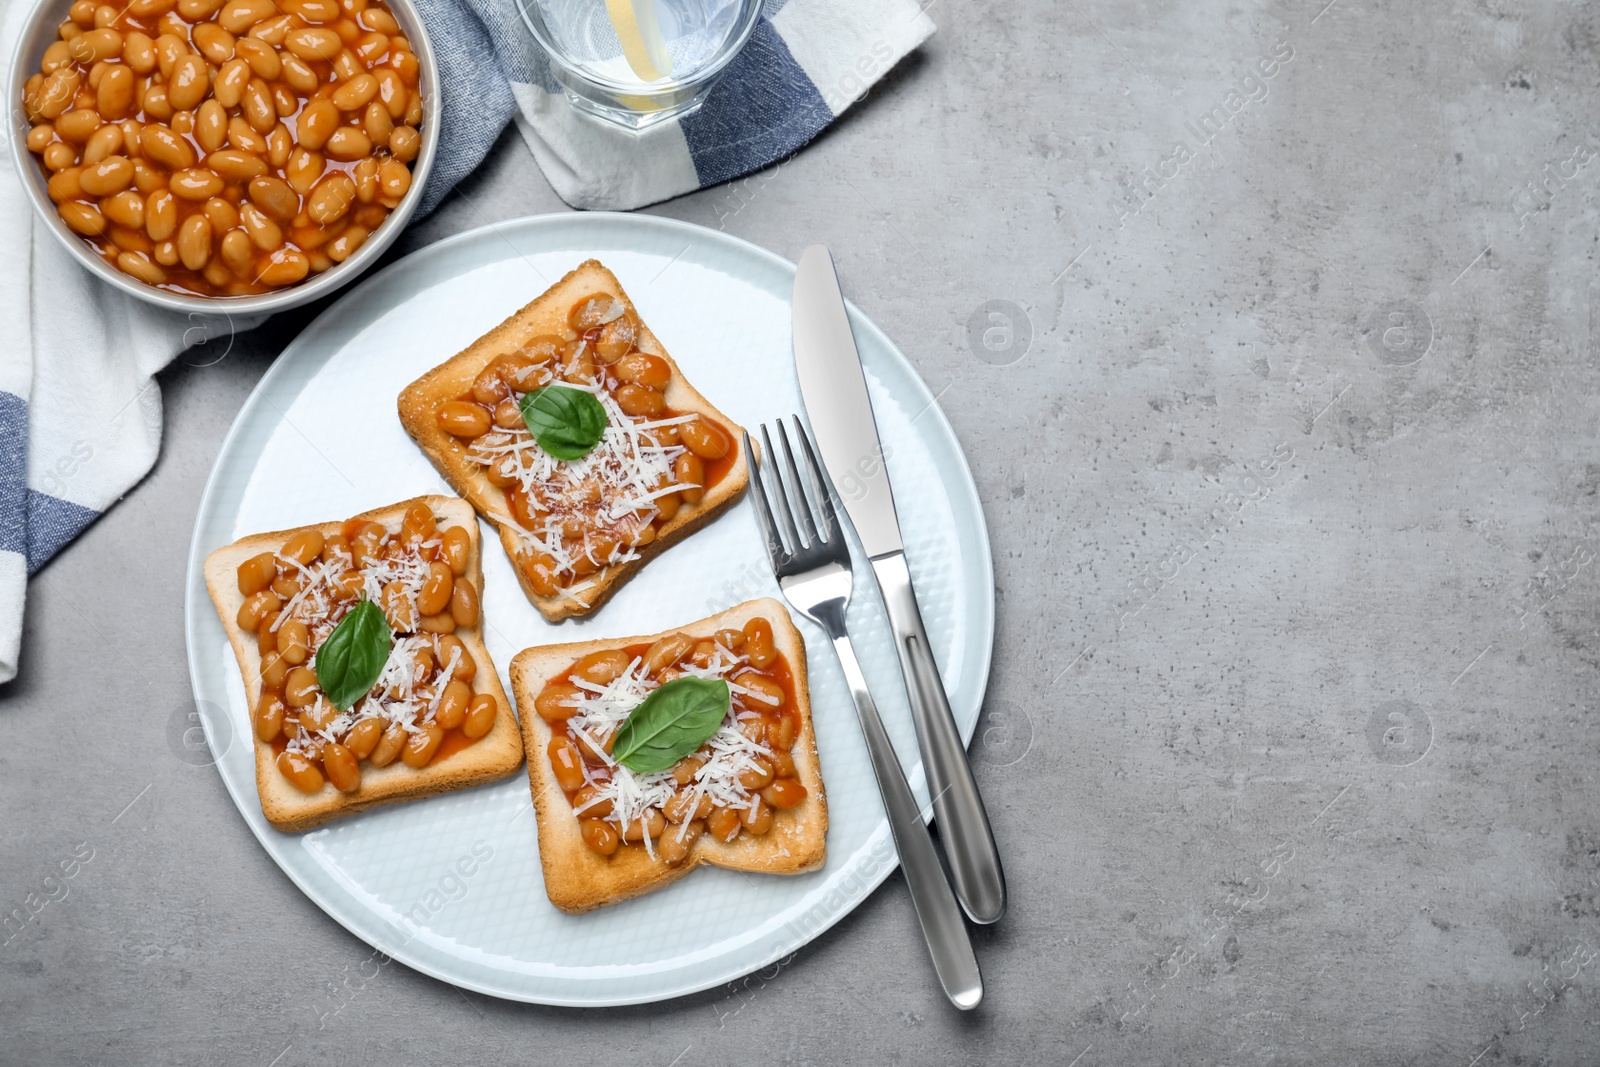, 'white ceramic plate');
183,213,995,1006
